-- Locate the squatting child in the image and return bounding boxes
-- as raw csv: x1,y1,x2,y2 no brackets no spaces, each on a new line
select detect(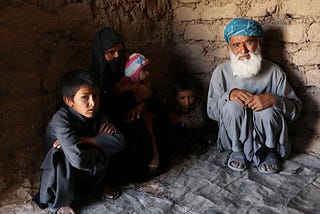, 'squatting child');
35,69,126,214
166,73,209,156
